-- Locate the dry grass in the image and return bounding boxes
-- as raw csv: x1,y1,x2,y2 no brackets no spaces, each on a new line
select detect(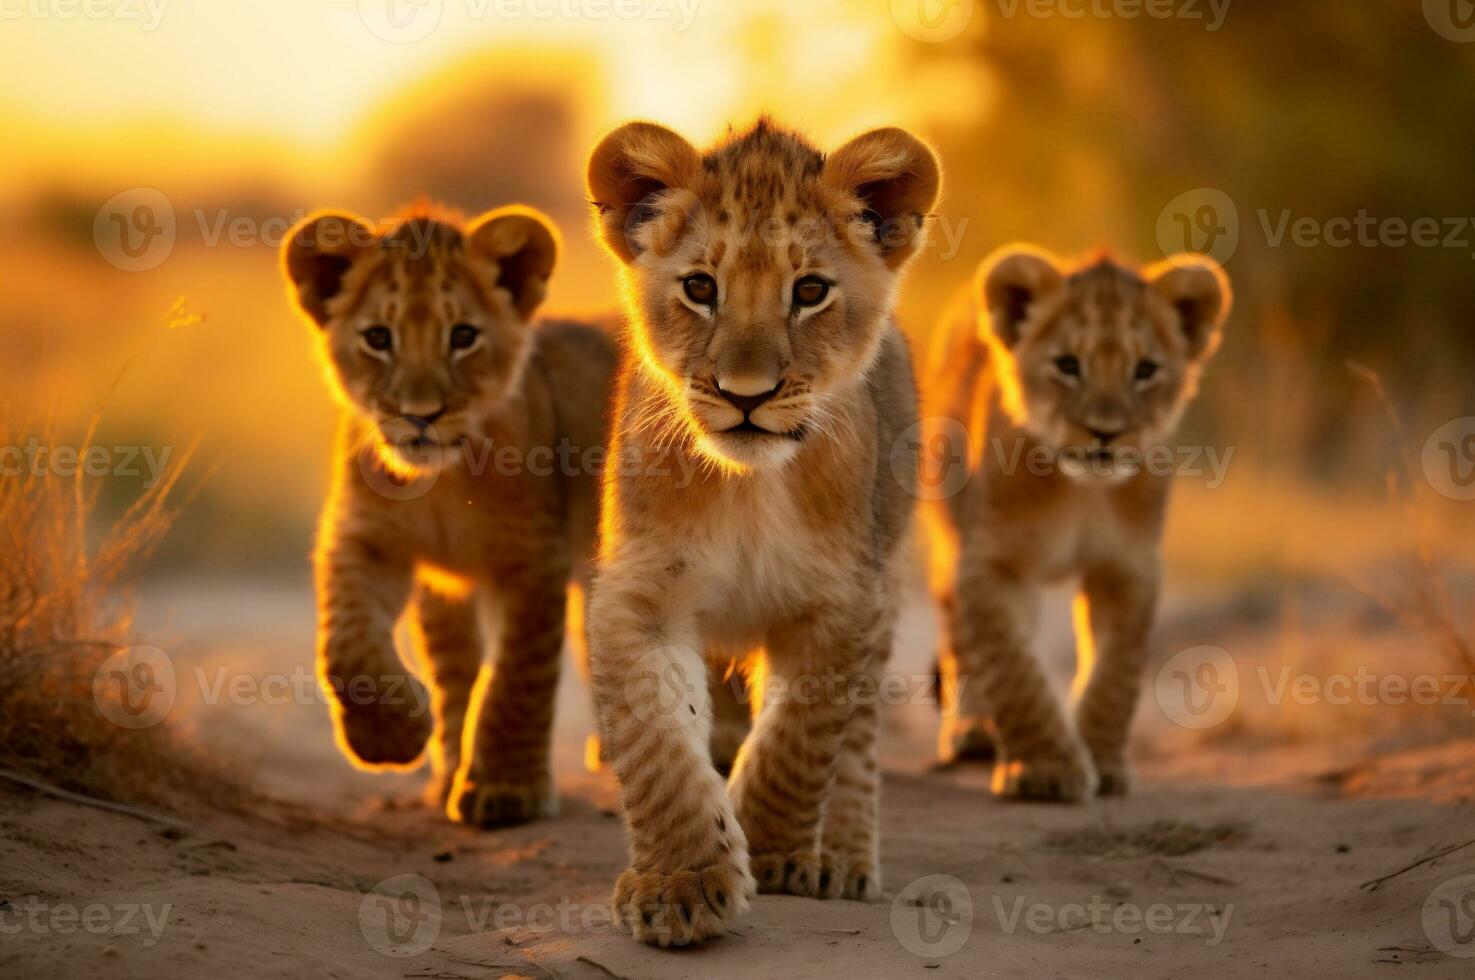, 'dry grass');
1347,364,1475,699
0,414,245,809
